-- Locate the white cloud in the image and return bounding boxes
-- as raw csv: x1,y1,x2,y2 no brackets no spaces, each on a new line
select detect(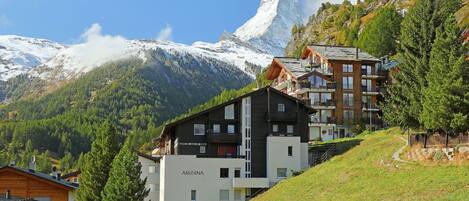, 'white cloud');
0,15,9,28
67,23,134,70
157,24,173,41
